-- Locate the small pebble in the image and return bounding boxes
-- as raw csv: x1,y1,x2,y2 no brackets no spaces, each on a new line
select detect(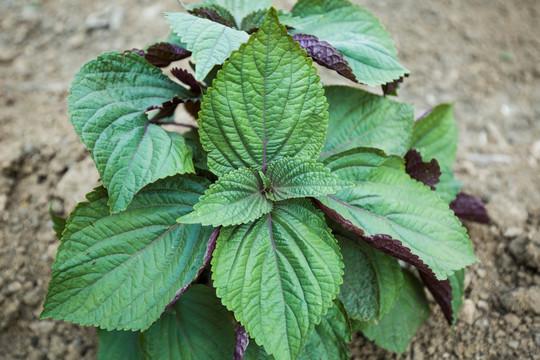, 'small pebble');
508,341,519,349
